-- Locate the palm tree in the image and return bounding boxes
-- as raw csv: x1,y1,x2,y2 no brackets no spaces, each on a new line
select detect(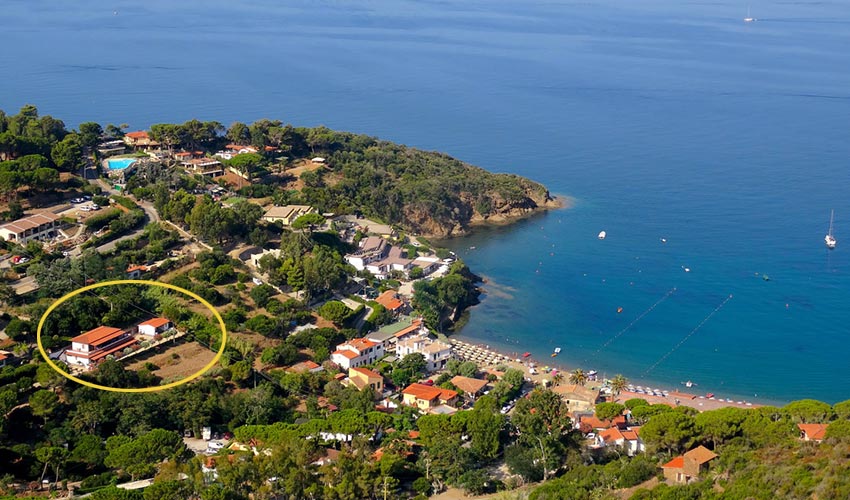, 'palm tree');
551,373,564,386
610,374,628,395
569,368,588,386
